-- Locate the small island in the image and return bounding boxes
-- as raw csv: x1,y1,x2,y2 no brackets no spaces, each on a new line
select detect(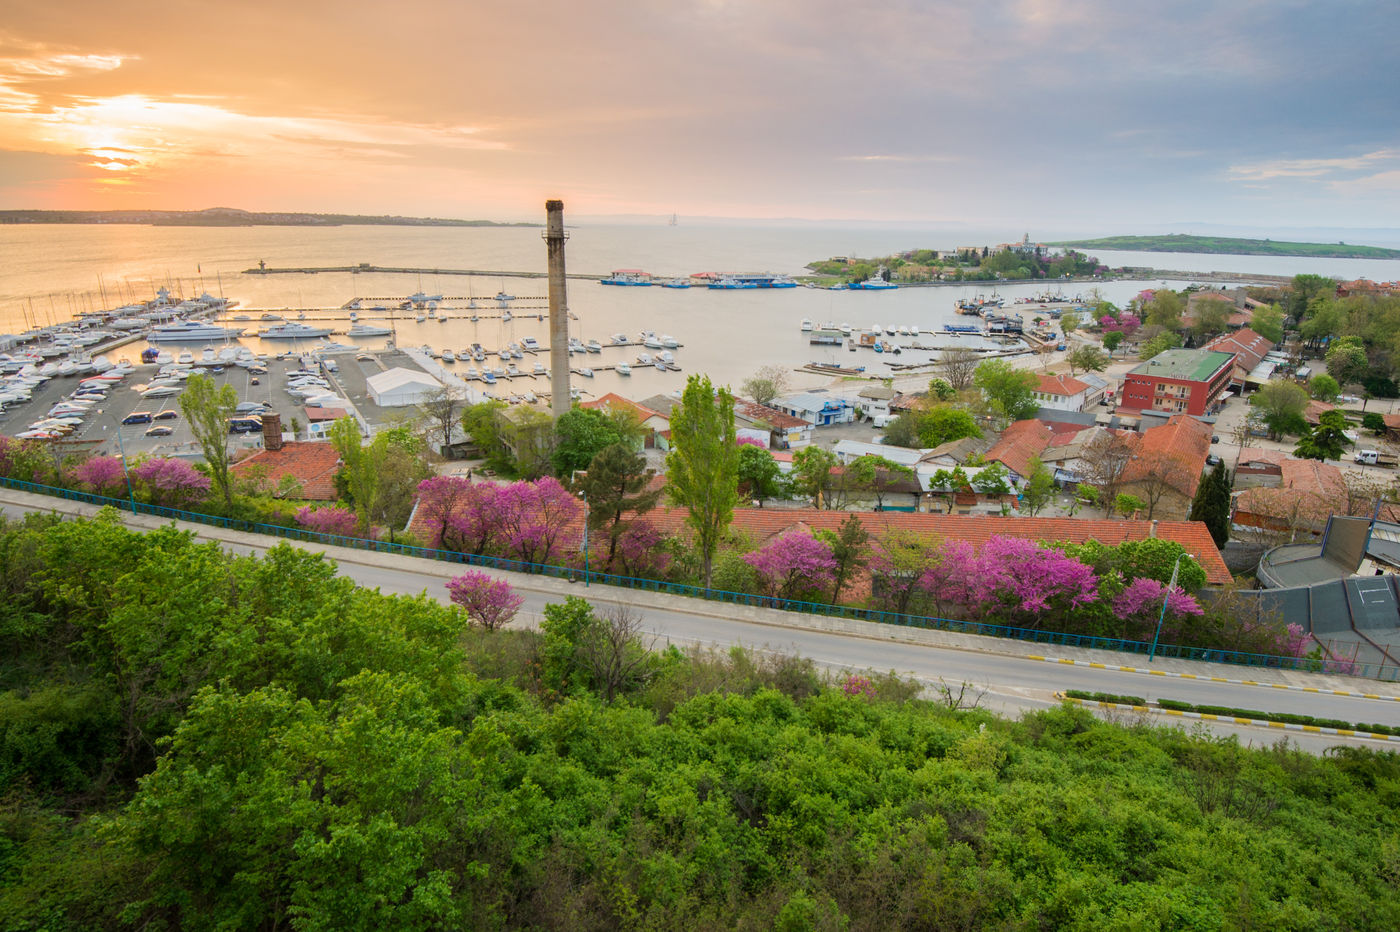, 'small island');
1047,234,1400,260
0,207,536,227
